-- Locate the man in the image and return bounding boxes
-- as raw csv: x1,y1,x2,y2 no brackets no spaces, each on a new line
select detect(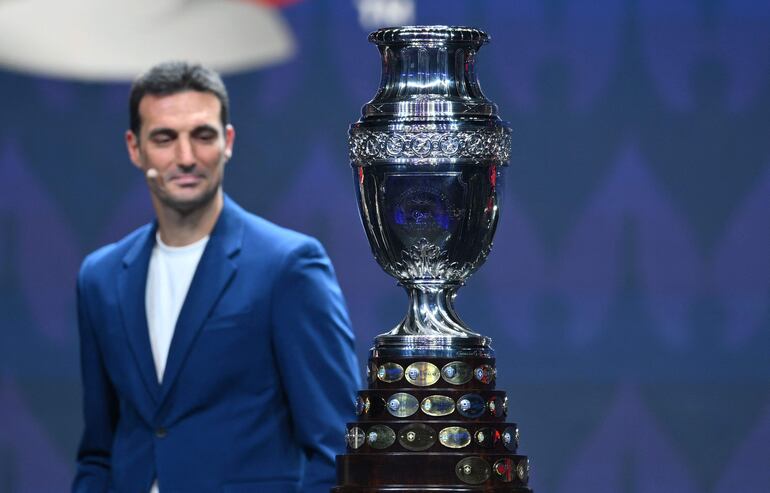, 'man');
73,61,360,493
